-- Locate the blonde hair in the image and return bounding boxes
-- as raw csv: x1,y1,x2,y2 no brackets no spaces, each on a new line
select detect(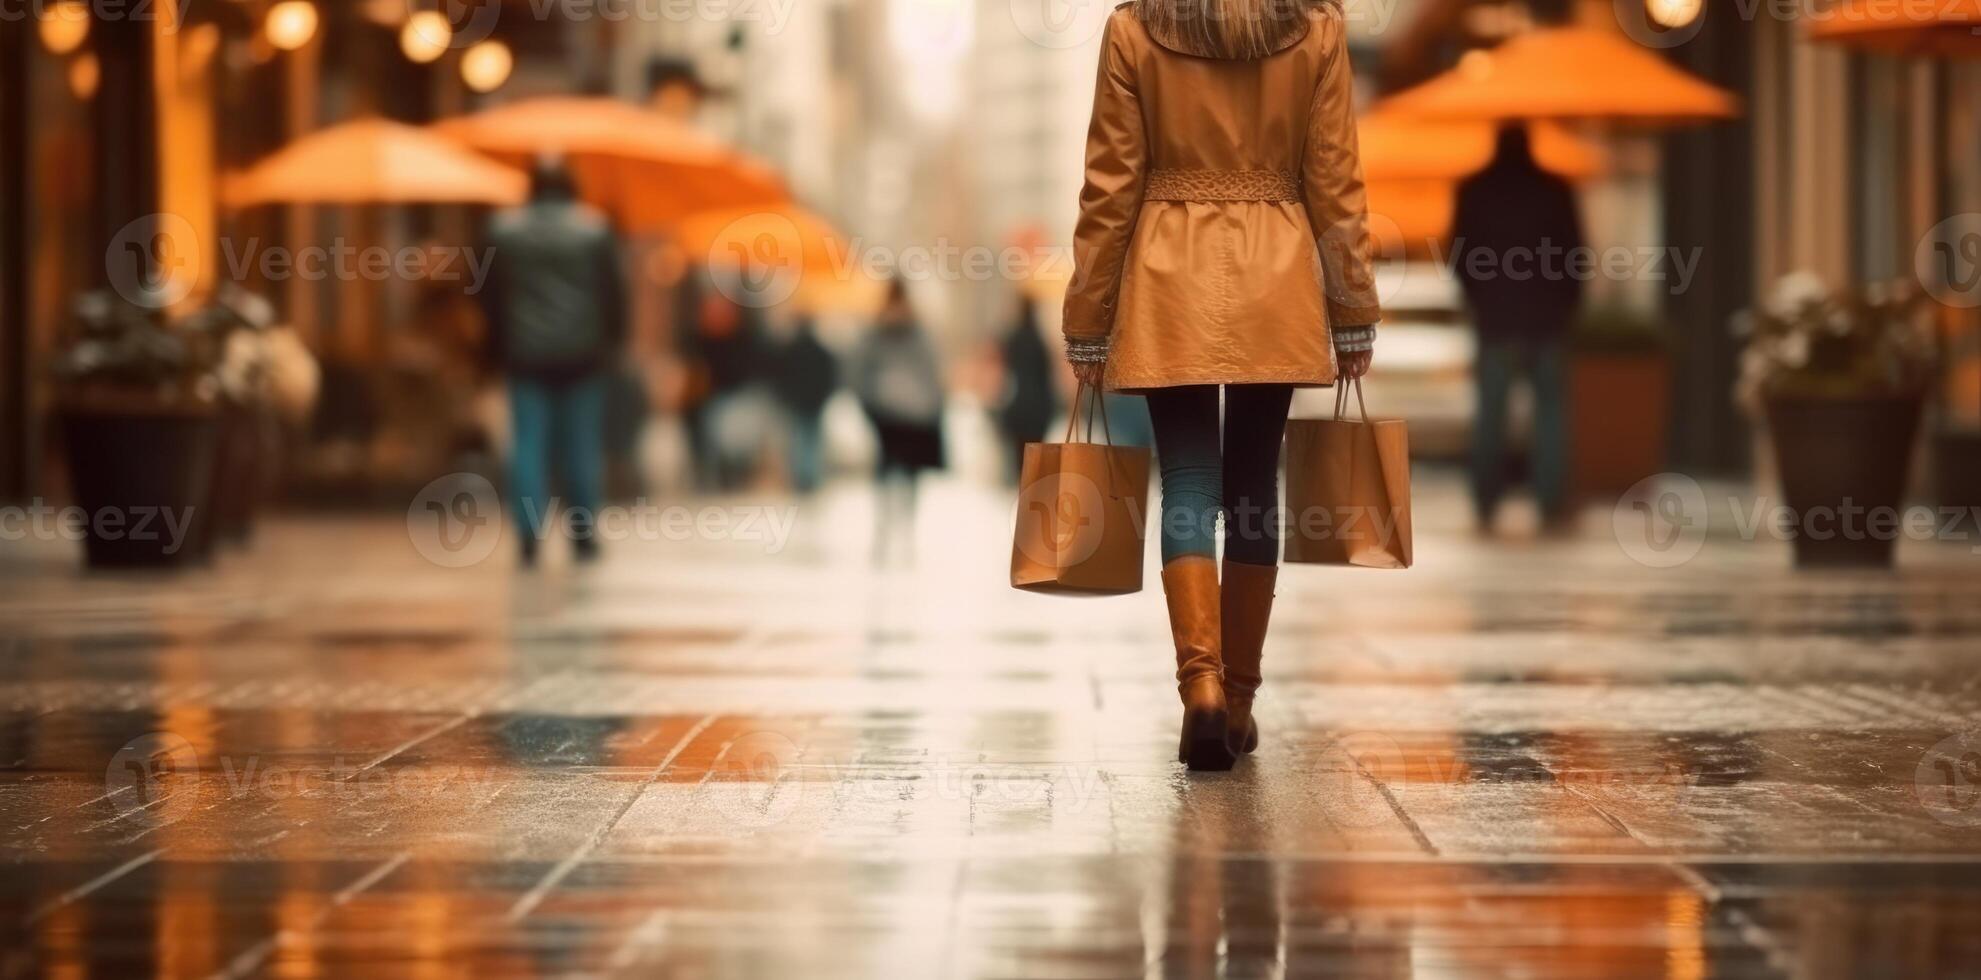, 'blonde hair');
1134,0,1332,59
